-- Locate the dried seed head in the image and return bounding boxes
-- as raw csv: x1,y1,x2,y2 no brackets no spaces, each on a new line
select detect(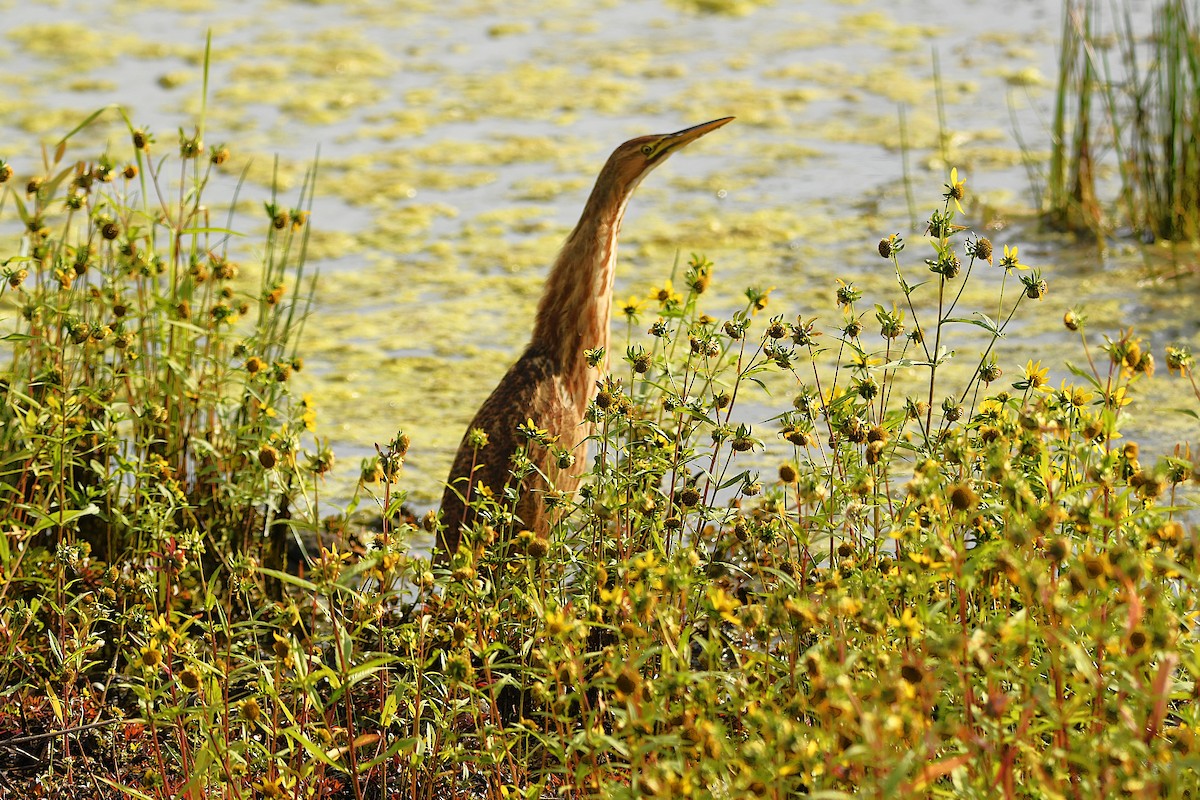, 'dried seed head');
836,283,861,307
1046,538,1068,562
178,667,201,691
783,426,808,446
179,134,204,159
1165,345,1193,375
949,482,979,511
240,698,262,722
526,536,549,559
731,436,755,452
258,445,278,469
844,416,866,443
213,259,238,280
615,668,641,698
970,237,993,263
